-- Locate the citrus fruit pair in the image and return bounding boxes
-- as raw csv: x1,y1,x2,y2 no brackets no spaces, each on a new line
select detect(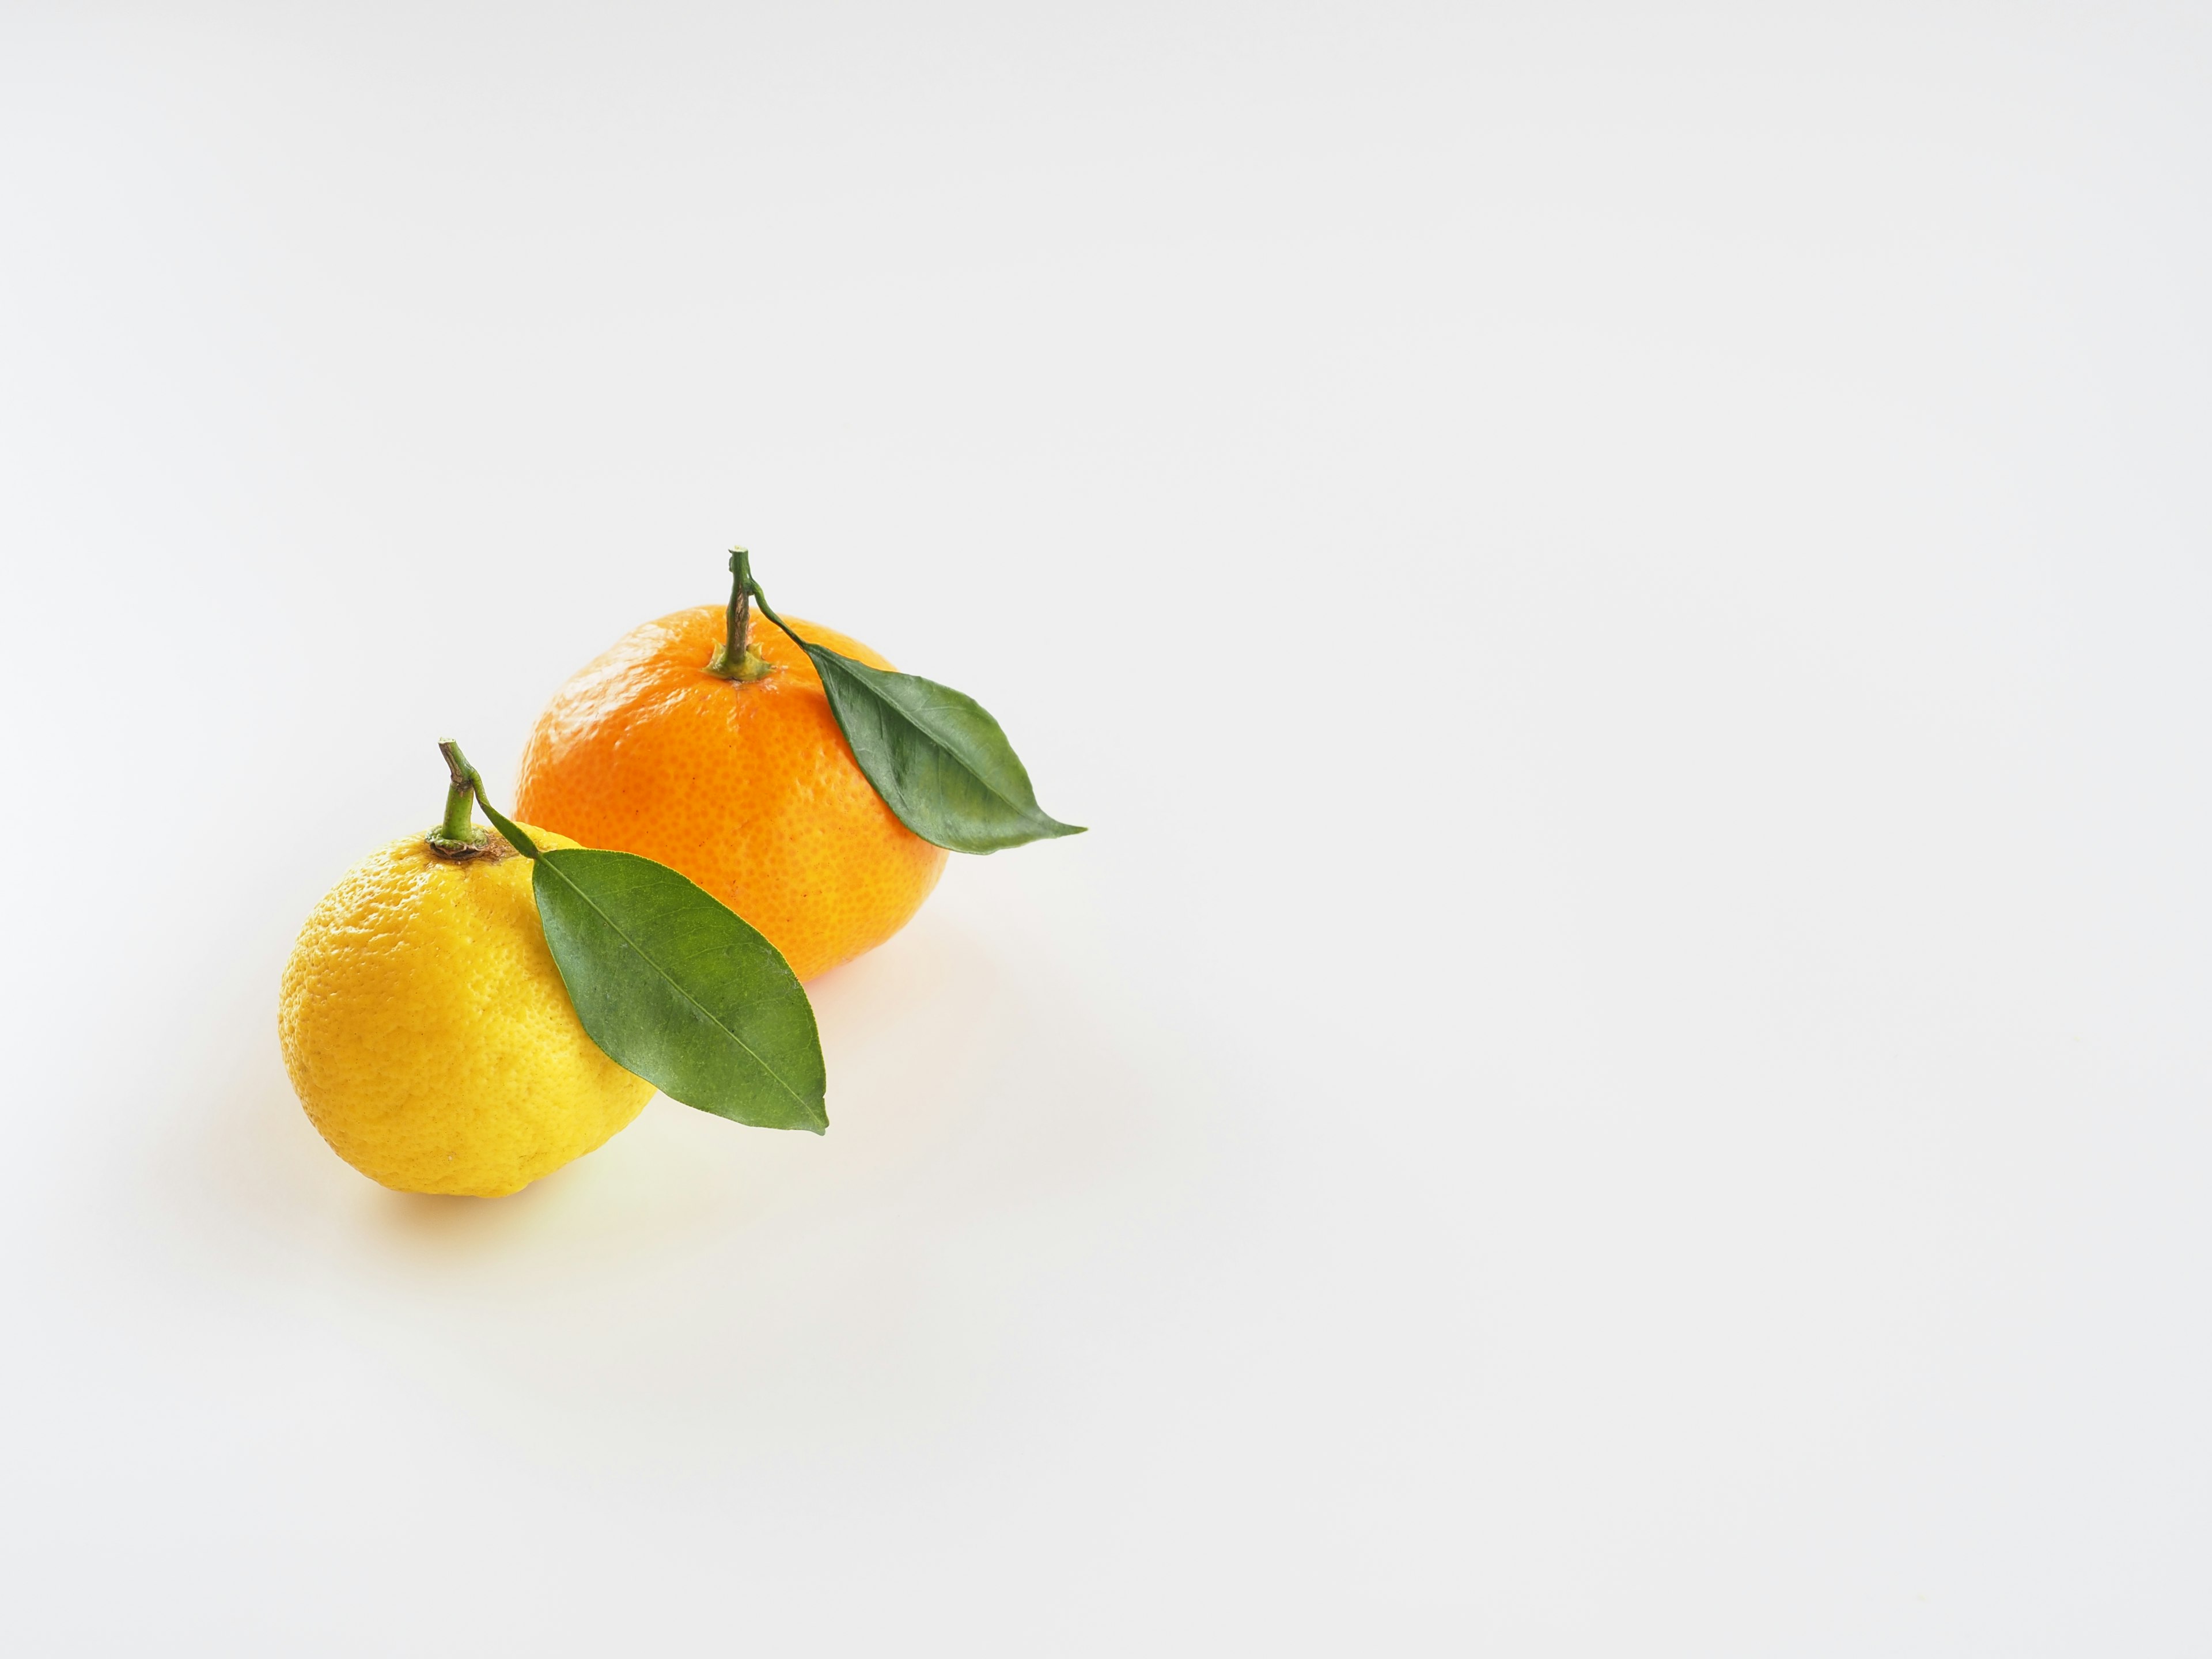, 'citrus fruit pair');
280,547,1078,1196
